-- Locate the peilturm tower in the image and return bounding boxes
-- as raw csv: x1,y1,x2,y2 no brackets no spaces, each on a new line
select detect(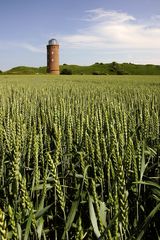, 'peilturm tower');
47,39,60,74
